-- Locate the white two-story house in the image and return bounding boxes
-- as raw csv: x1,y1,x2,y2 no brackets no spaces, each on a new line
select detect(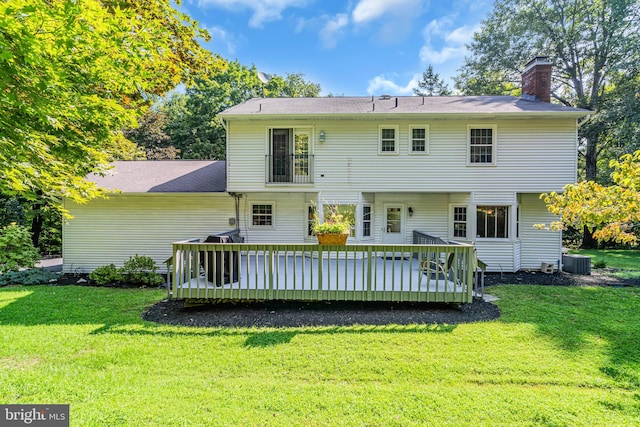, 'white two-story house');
62,58,590,273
